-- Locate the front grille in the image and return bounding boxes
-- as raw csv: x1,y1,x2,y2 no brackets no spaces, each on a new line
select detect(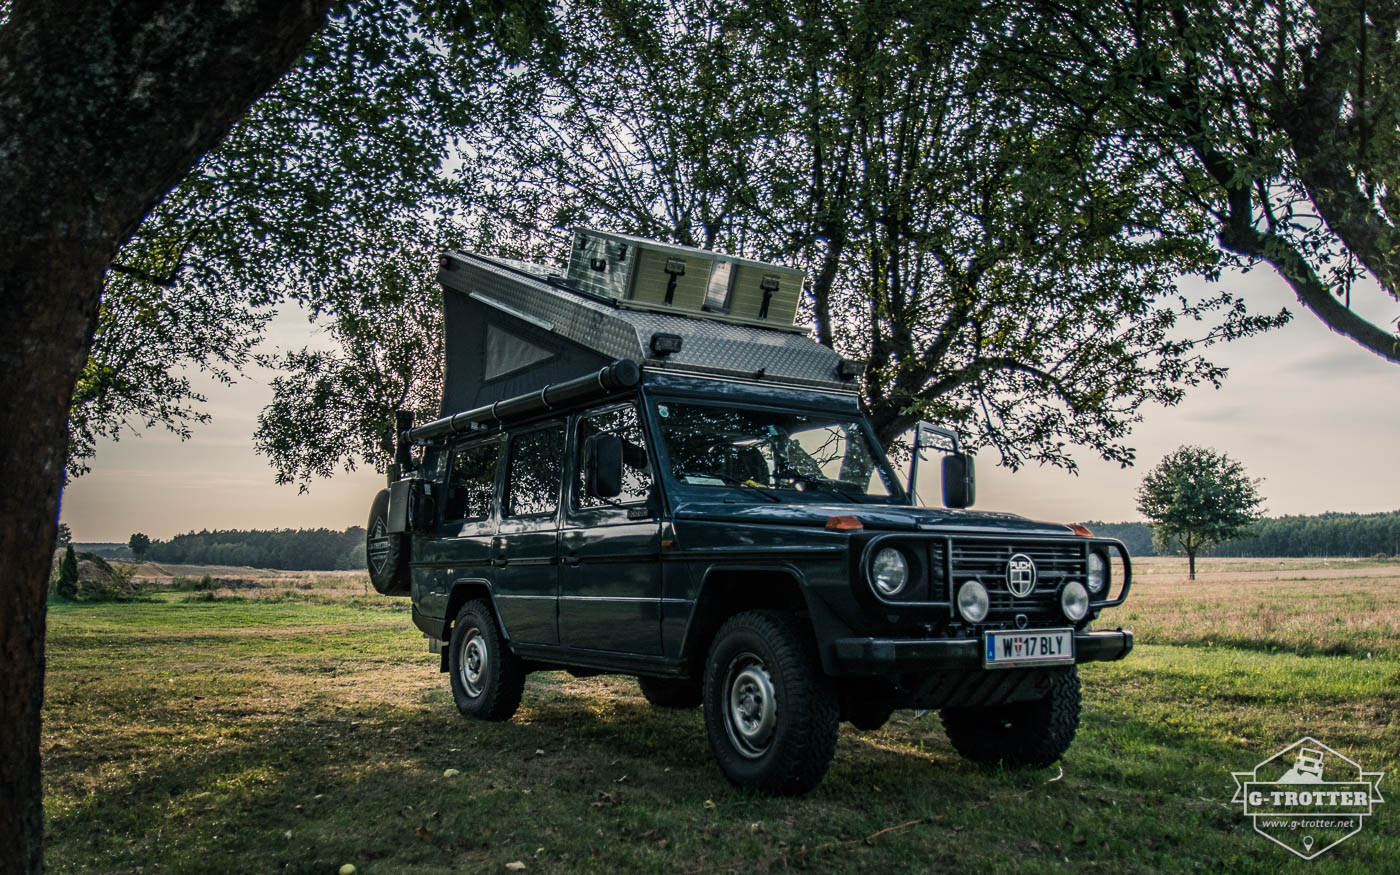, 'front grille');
950,539,1085,623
